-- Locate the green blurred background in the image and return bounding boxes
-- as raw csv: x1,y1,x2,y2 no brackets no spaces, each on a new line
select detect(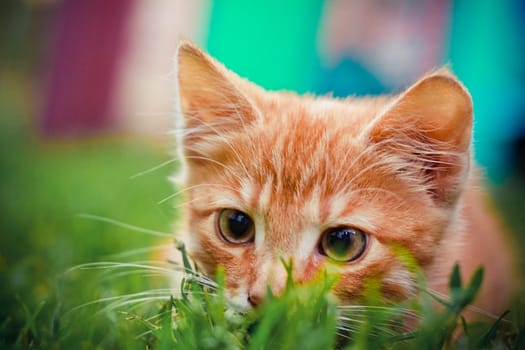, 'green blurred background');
1,0,524,348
